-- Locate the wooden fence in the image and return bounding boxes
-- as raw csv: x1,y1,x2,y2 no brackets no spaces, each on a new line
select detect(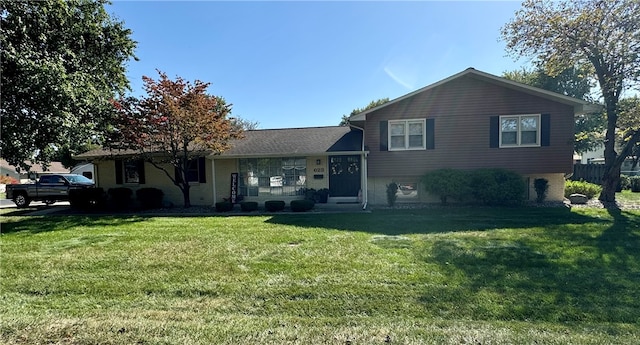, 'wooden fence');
572,164,606,184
